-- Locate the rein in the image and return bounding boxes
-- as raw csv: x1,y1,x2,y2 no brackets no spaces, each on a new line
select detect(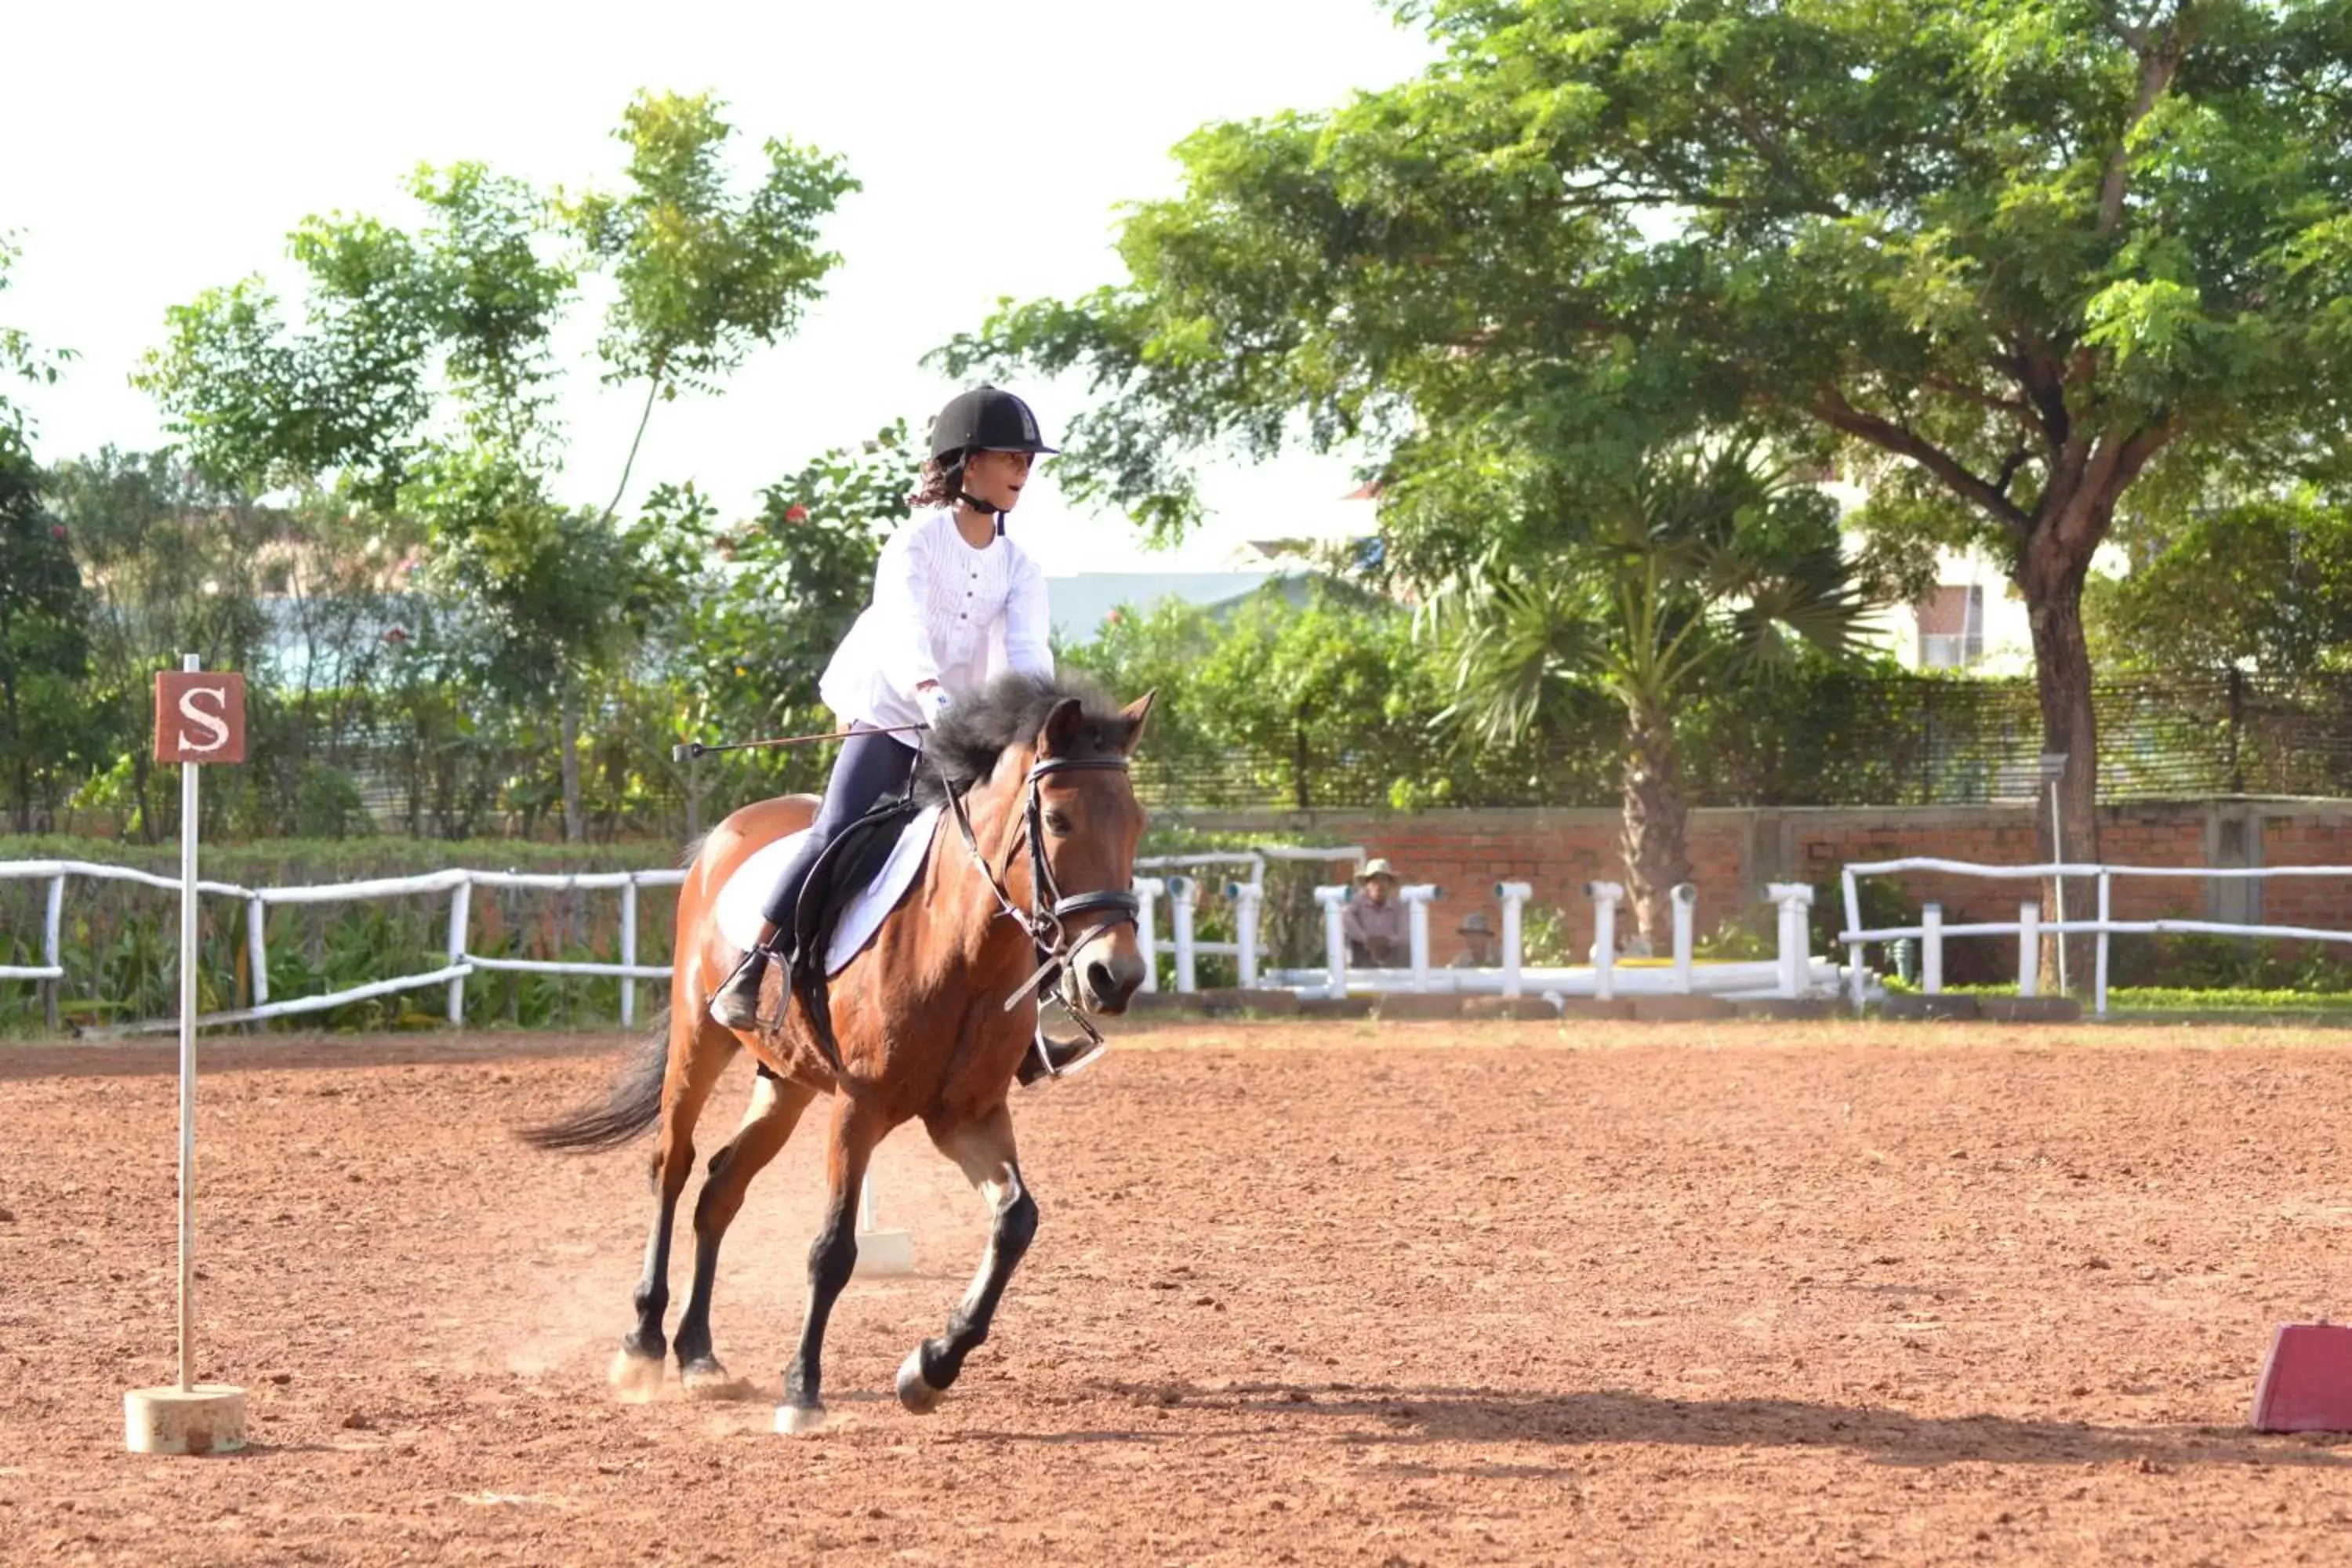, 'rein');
934,747,1139,1081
